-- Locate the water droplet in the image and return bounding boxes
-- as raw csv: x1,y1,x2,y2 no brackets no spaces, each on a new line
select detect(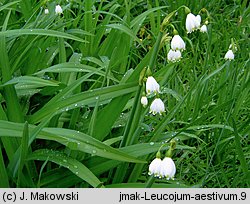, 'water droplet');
149,142,154,146
73,165,78,169
95,96,99,100
63,159,67,162
75,104,78,107
92,150,97,154
30,29,33,32
65,108,69,111
75,171,79,175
